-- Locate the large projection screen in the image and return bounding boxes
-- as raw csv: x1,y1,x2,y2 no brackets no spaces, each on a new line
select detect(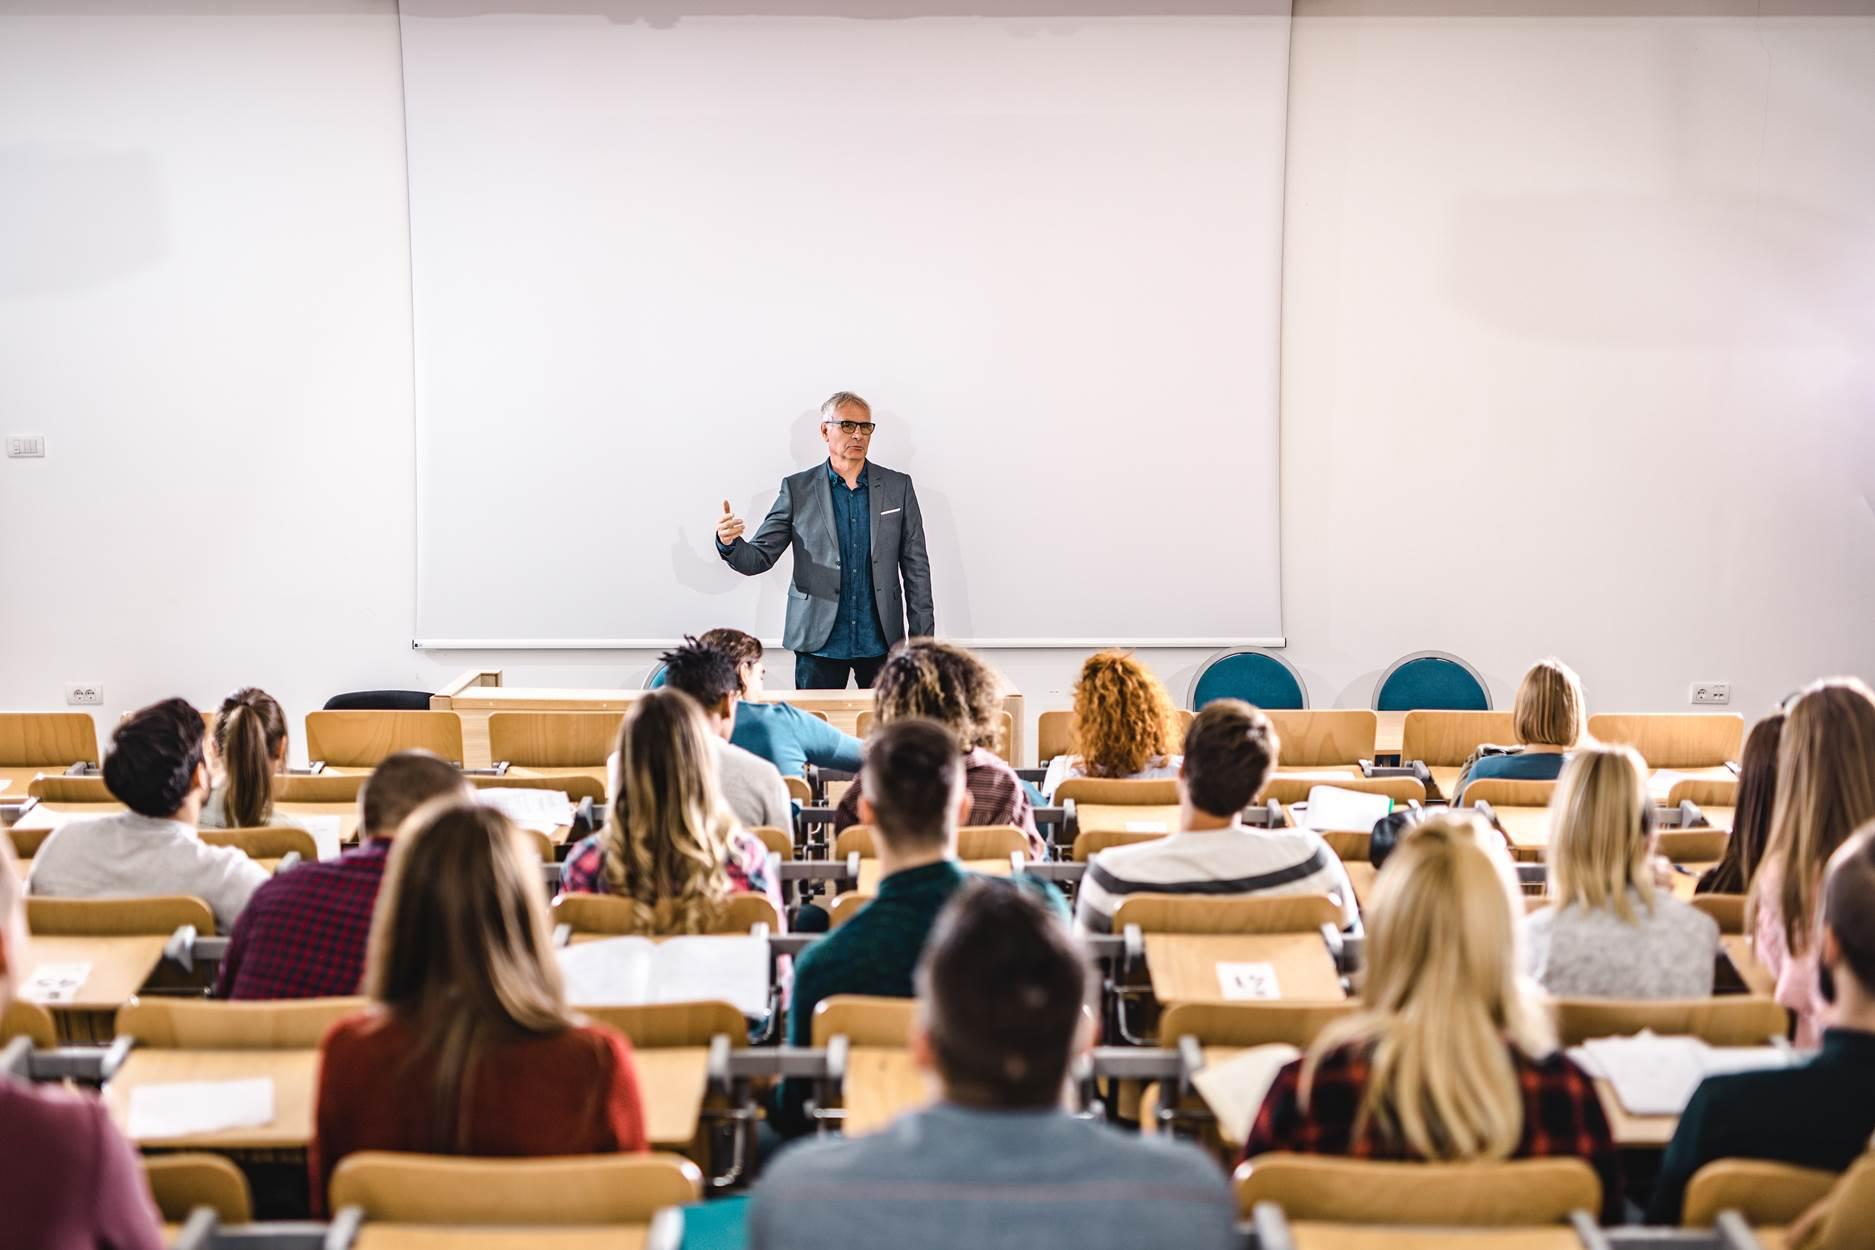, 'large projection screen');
402,2,1292,648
